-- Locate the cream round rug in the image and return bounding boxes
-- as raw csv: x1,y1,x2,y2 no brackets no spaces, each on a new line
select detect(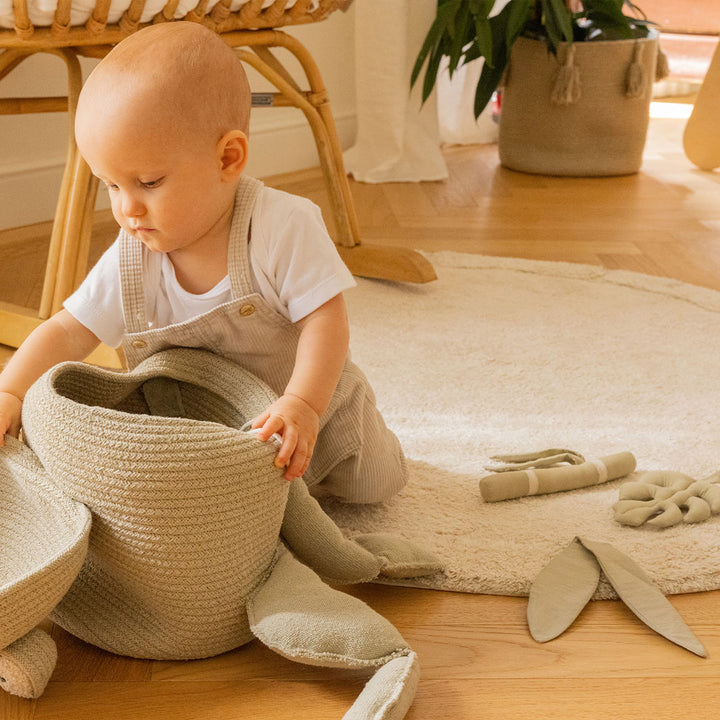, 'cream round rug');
322,252,720,598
